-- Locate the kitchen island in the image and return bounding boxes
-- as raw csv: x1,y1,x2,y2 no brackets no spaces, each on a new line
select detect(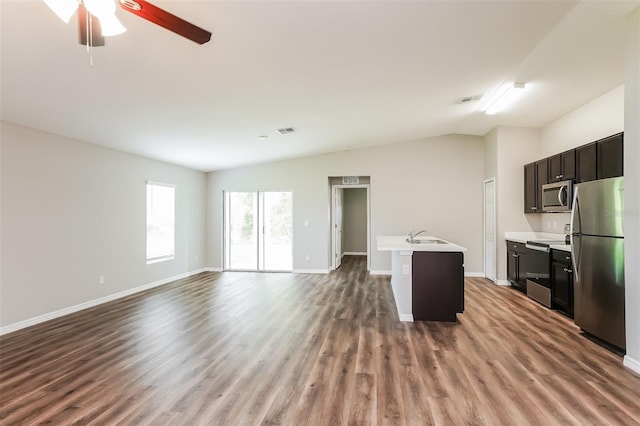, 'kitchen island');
377,235,467,322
